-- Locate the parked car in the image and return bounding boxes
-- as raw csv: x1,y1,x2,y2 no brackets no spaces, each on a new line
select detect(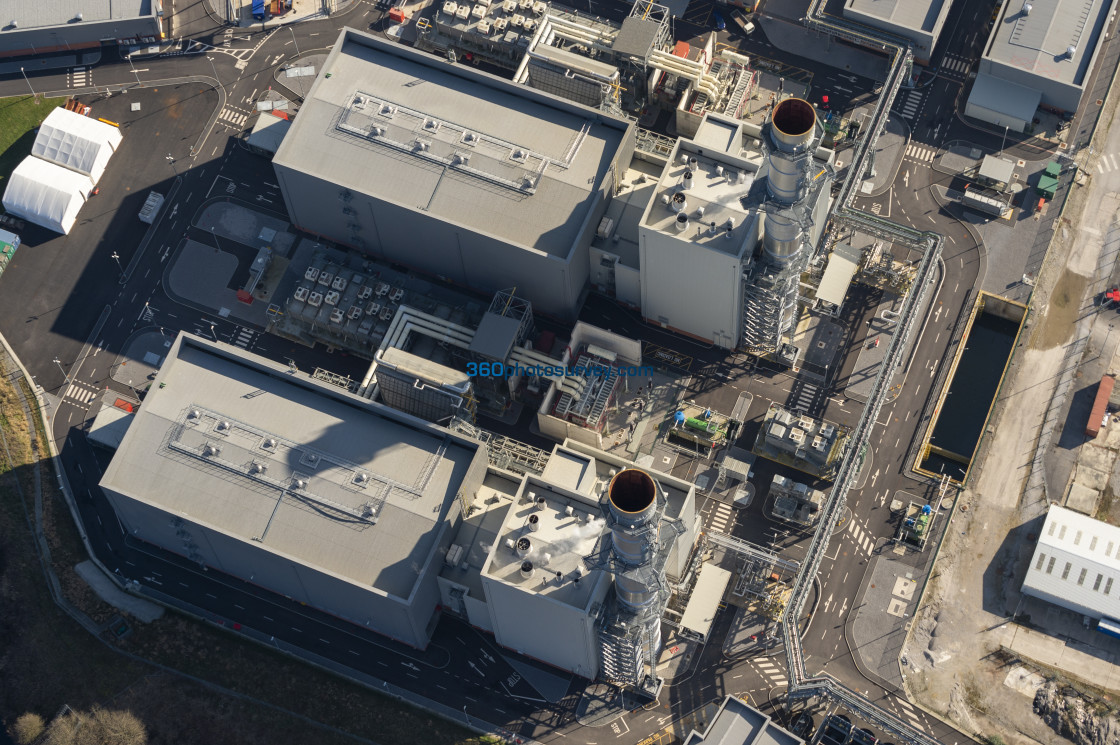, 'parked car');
712,10,726,30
